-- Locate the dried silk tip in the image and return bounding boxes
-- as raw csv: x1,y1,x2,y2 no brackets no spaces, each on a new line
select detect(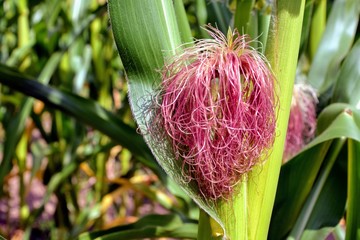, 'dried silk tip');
153,26,277,200
283,83,318,162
